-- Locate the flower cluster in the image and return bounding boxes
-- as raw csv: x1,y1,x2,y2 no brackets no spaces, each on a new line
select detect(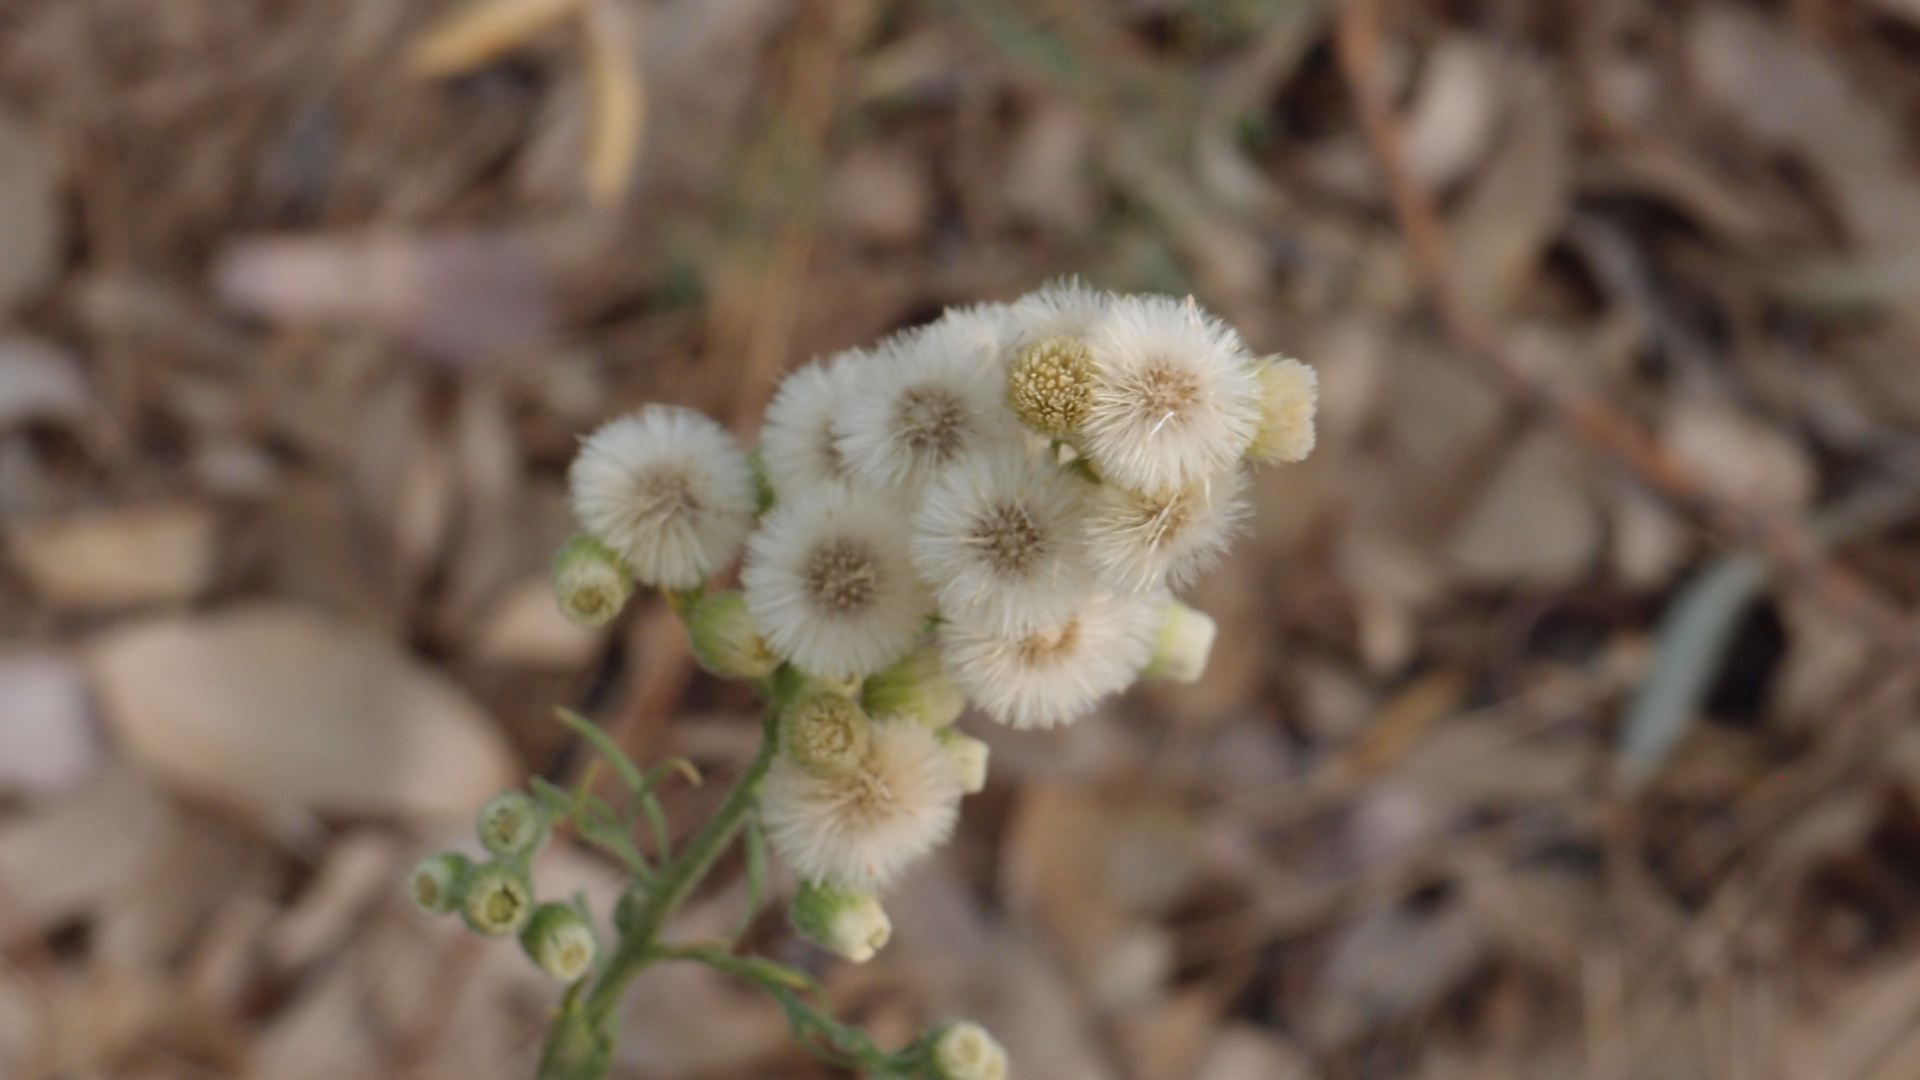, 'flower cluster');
556,283,1315,954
